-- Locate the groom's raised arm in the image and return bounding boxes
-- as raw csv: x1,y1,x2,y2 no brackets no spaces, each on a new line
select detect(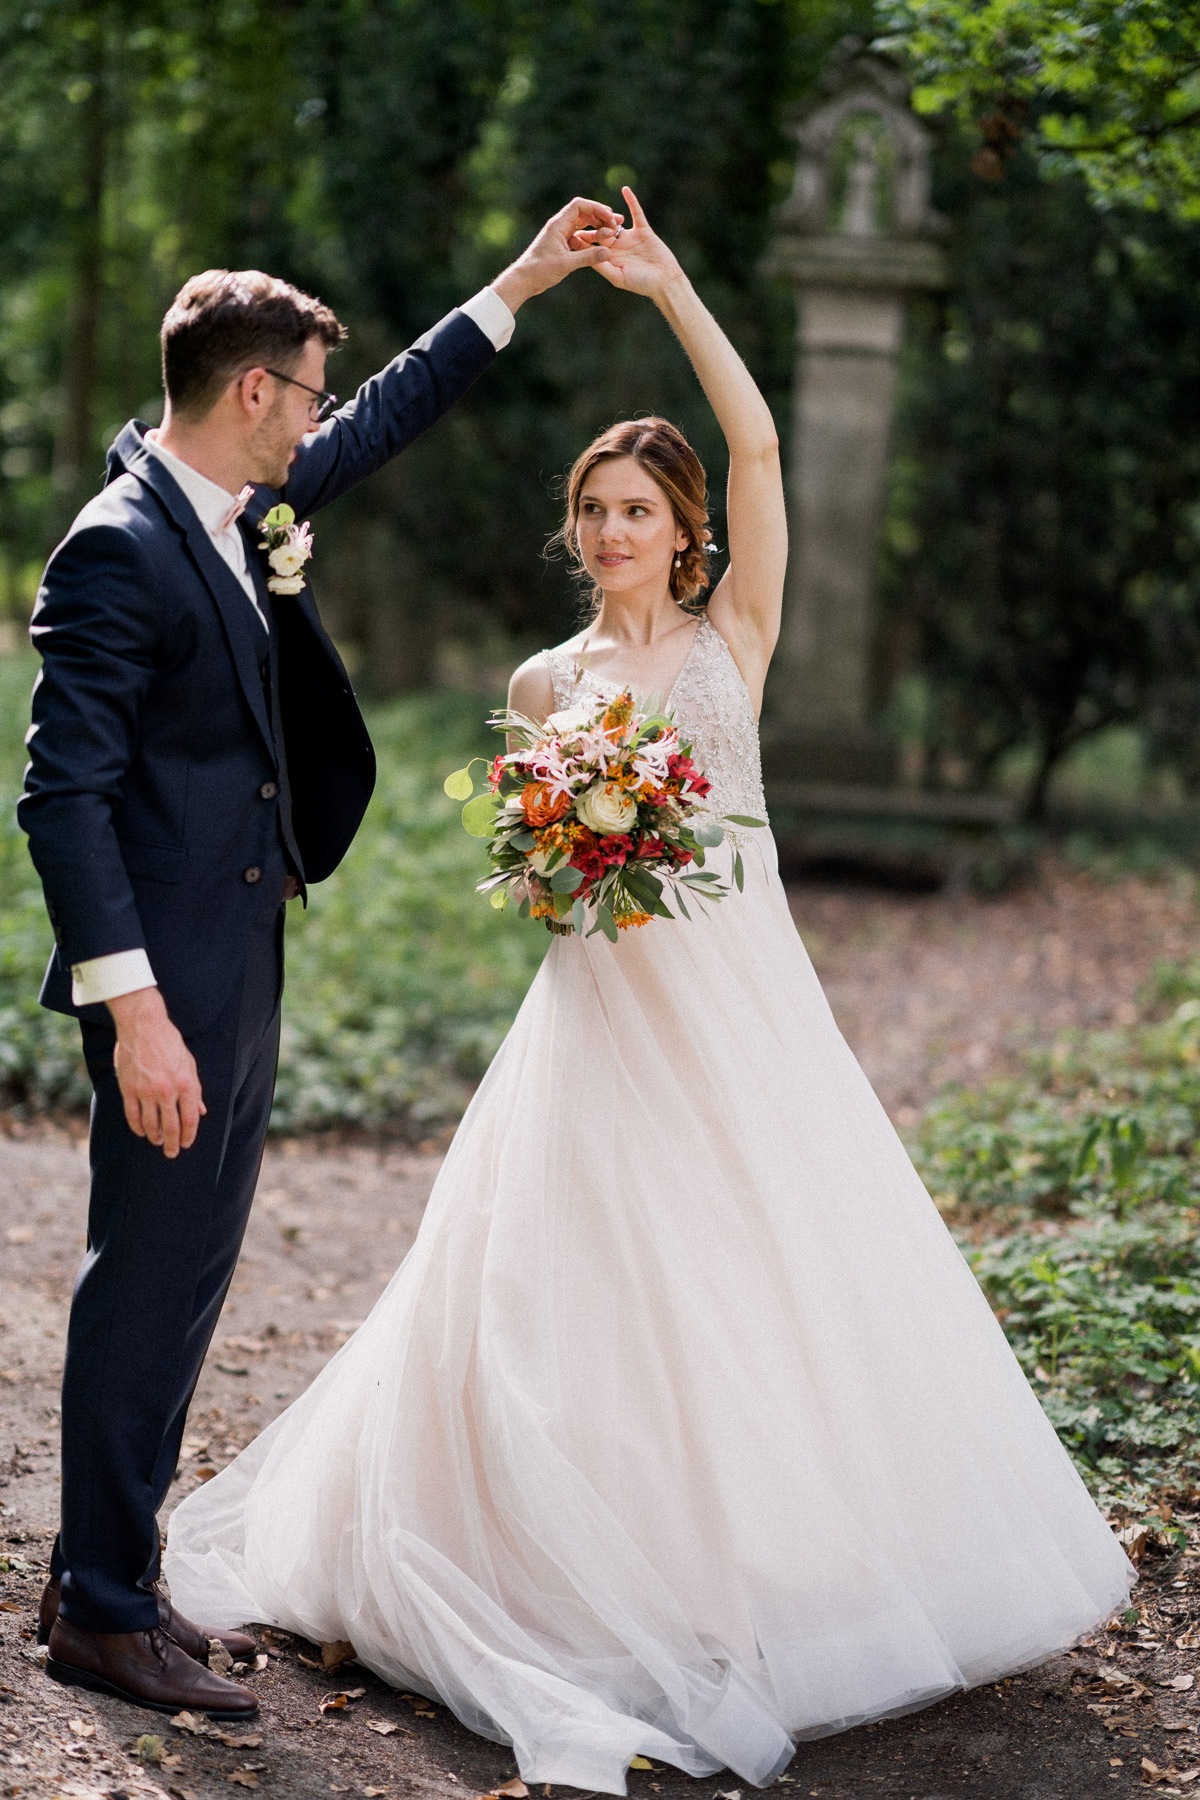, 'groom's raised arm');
280,299,507,518
281,196,621,518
